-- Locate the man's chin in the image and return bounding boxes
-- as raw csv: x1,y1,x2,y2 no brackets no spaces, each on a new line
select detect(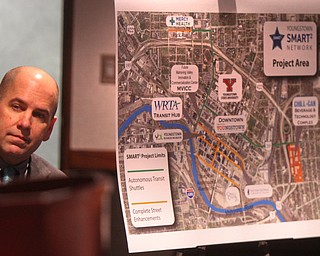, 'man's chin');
3,148,29,164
